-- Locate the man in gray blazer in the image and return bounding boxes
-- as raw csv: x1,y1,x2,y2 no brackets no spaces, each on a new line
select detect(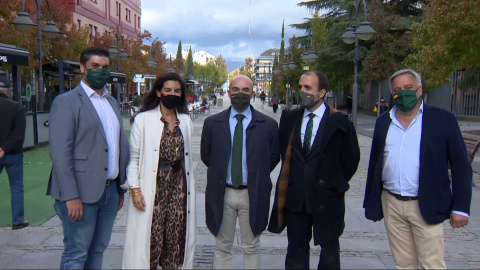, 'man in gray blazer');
48,46,129,269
